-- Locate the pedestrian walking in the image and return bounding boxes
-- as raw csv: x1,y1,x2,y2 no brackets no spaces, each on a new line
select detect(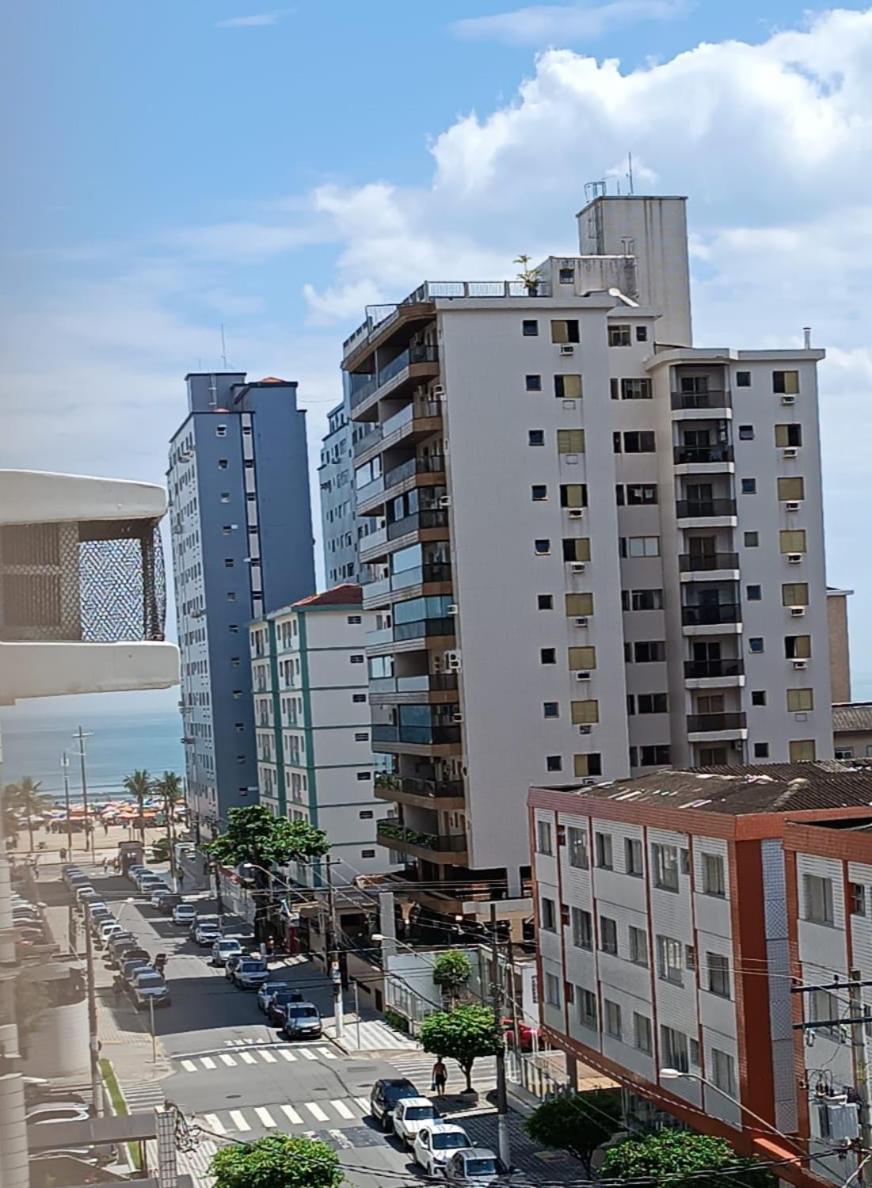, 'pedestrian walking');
113,974,123,1003
431,1058,448,1097
59,847,67,863
102,855,109,875
178,870,185,889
